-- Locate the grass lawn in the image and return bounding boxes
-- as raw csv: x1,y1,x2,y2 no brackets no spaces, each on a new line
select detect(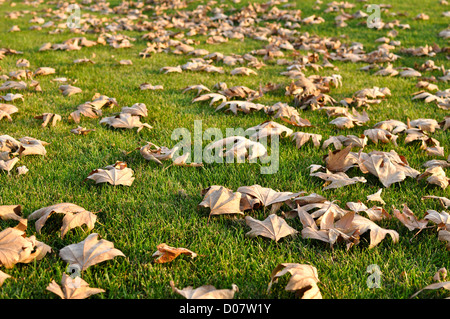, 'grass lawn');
0,0,449,299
